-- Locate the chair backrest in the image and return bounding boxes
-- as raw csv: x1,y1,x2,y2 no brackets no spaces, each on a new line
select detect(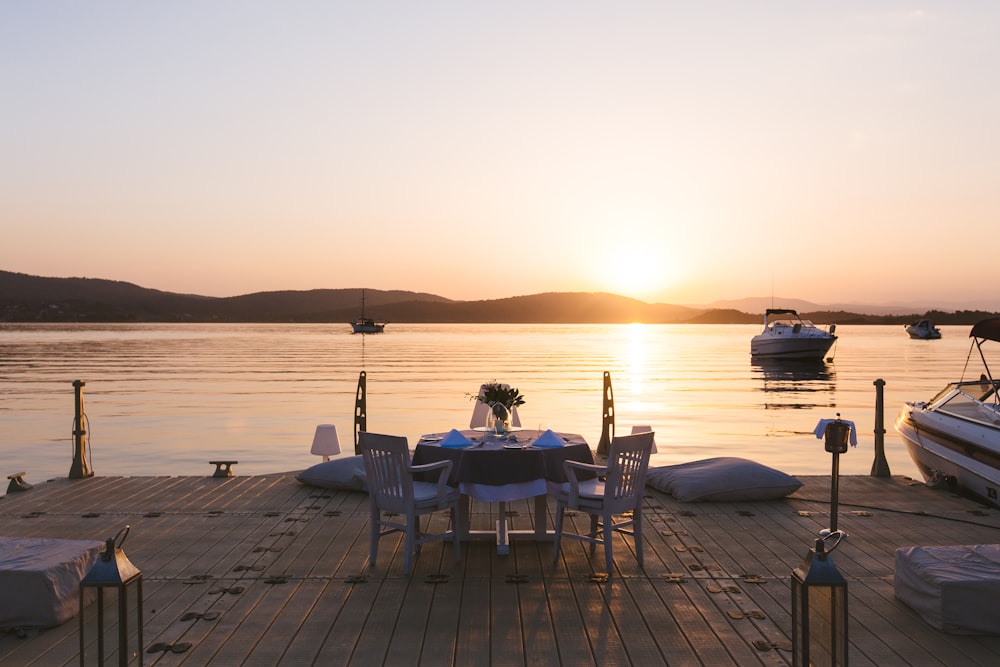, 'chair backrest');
469,383,522,428
359,431,413,514
604,431,654,513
